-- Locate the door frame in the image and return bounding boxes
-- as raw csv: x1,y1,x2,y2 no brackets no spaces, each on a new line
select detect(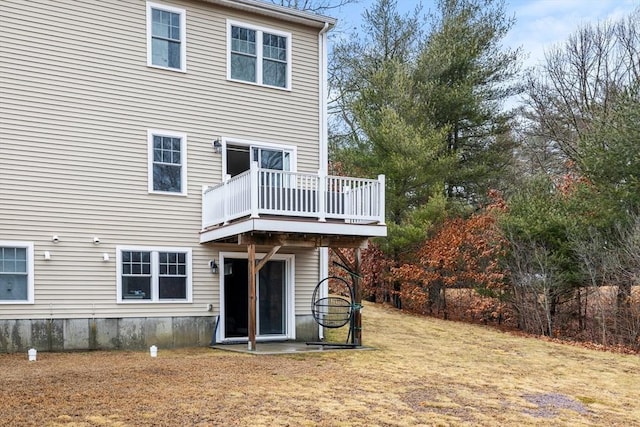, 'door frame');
218,251,296,342
221,137,298,178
